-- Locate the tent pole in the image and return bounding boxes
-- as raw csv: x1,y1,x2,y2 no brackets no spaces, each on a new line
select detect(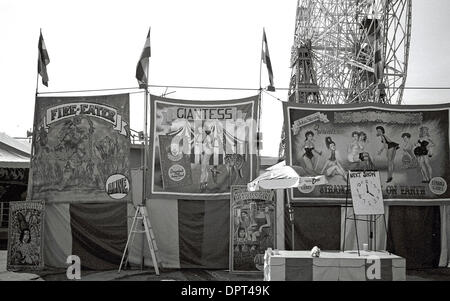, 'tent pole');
27,31,42,201
141,86,149,269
